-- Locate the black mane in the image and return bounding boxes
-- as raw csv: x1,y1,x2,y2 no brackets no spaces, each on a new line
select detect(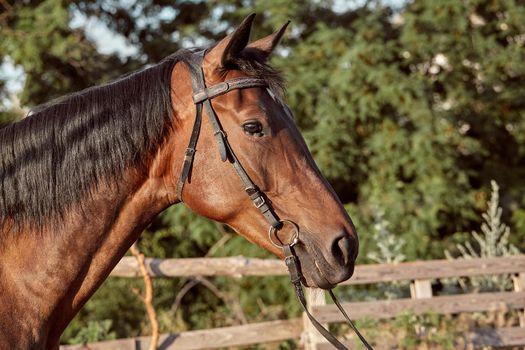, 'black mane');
0,51,187,230
0,48,284,232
